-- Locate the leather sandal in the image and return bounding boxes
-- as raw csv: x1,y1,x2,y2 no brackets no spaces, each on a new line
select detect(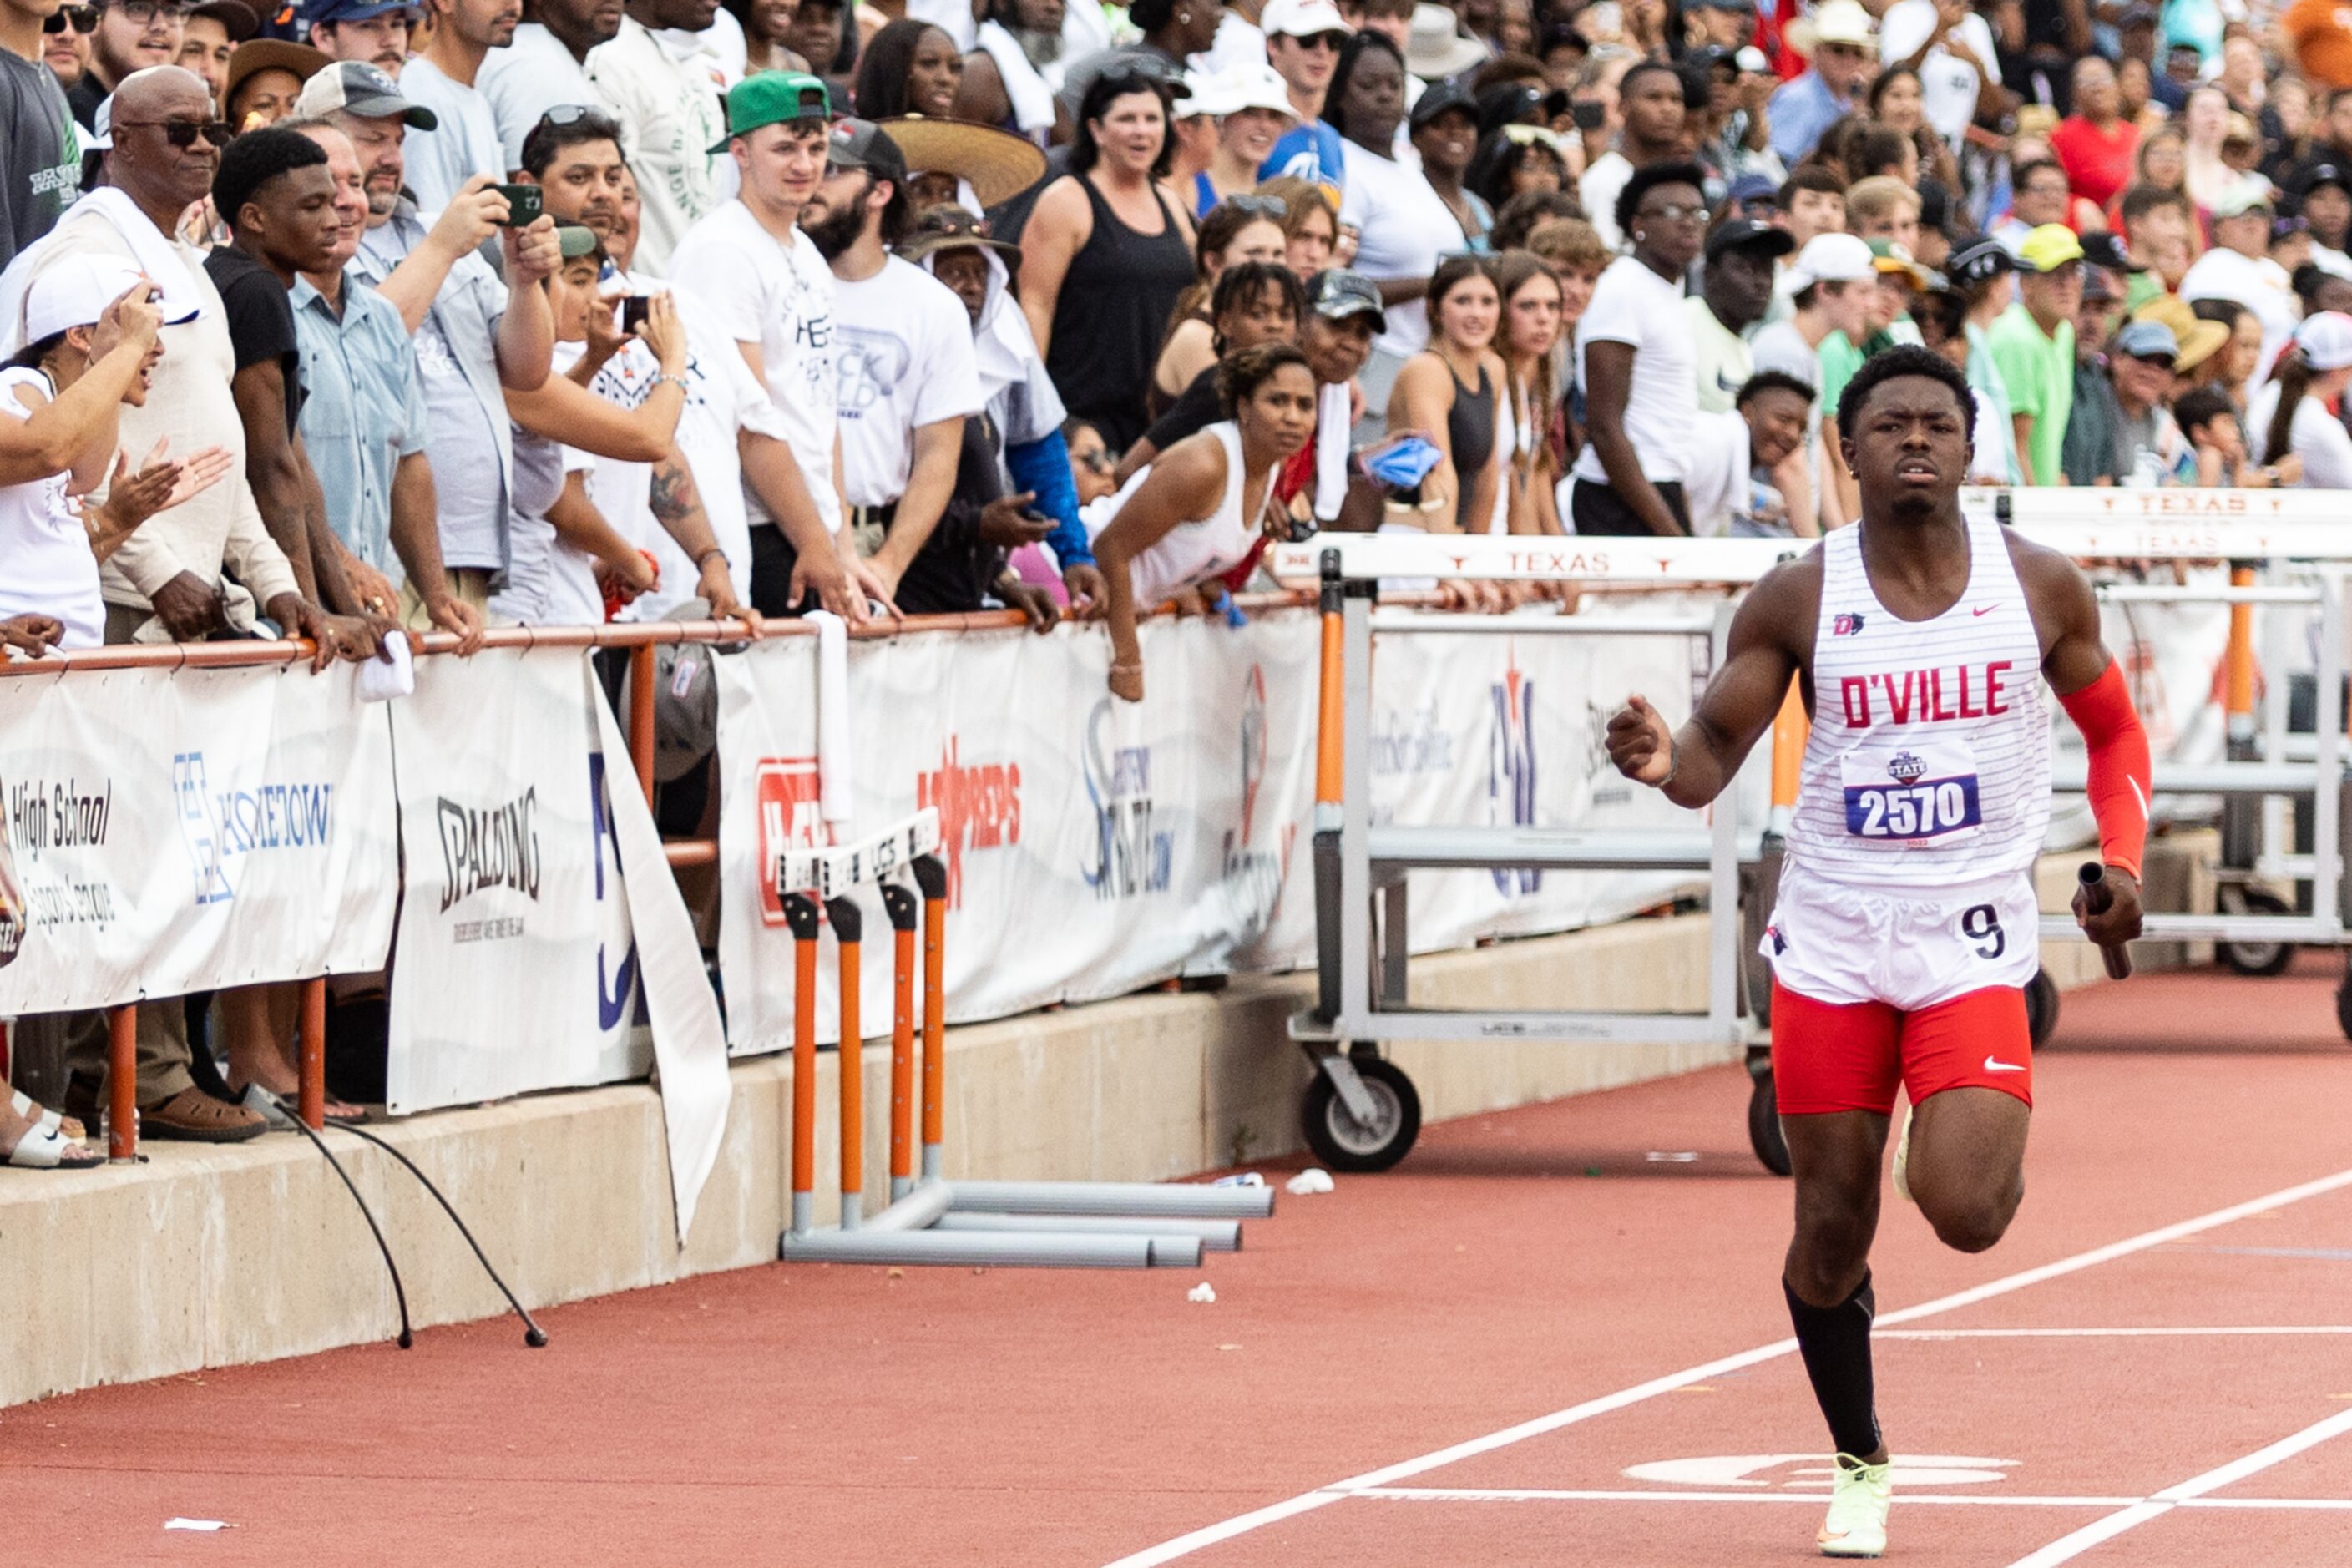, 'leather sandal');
140,1086,267,1143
